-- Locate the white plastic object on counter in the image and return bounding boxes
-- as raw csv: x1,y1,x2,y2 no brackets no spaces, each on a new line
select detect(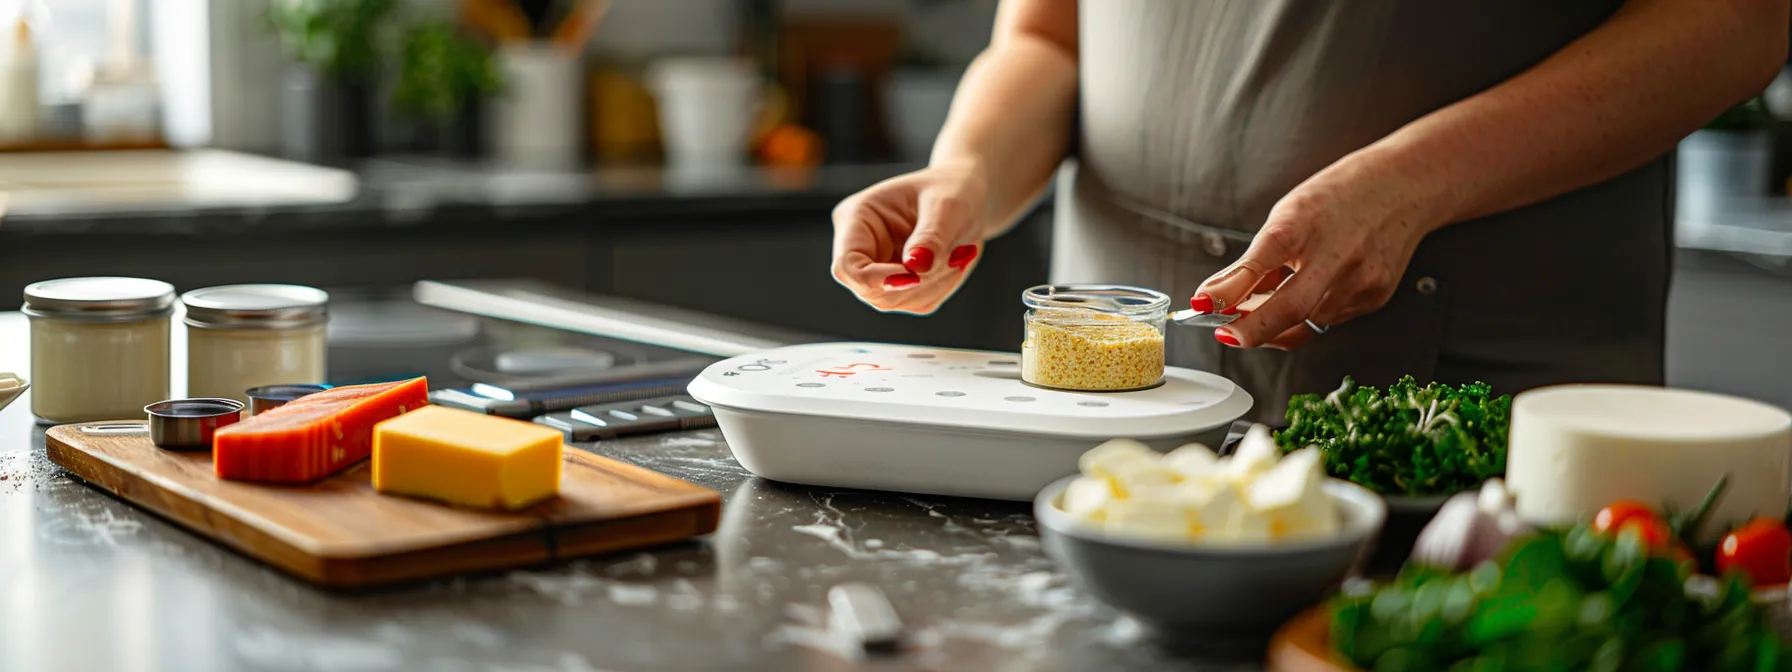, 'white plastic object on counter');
24,277,175,423
182,284,329,404
1505,384,1792,544
827,583,903,653
686,342,1253,500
